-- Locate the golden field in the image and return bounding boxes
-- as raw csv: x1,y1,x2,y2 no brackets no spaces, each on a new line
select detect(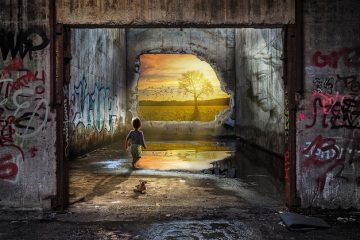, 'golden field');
139,105,229,121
